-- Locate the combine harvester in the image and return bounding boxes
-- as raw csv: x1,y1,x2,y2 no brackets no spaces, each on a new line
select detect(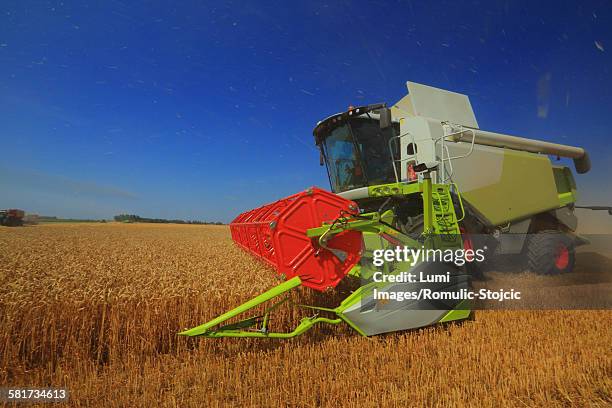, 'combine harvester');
181,81,602,339
0,209,25,226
